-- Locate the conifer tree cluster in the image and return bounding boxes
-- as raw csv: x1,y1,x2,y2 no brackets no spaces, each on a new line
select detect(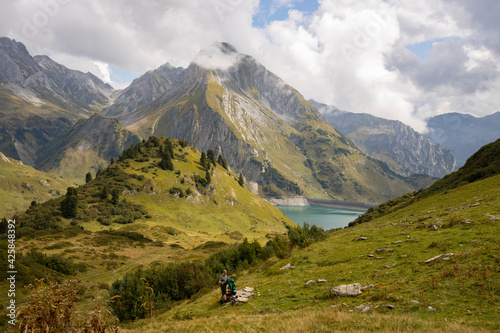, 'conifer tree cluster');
60,187,79,218
207,149,216,166
218,154,228,170
158,139,174,171
85,172,92,183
